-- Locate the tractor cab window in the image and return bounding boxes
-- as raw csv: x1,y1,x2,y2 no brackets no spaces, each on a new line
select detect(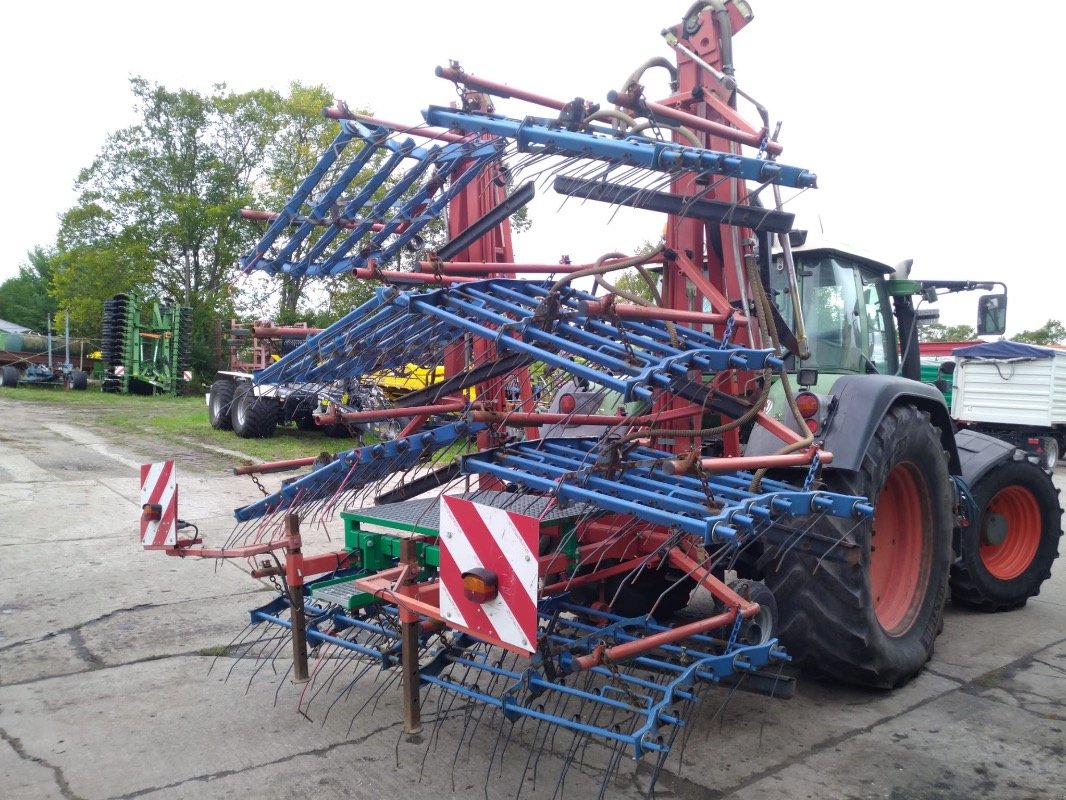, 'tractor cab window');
769,253,897,375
